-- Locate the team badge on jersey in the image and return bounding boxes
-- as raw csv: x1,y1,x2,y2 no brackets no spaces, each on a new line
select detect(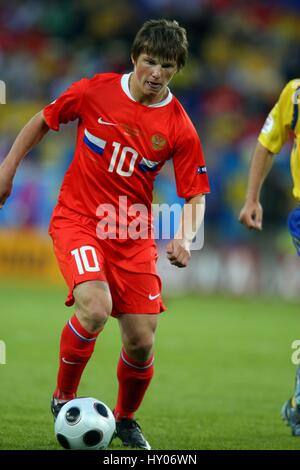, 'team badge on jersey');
151,134,167,151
